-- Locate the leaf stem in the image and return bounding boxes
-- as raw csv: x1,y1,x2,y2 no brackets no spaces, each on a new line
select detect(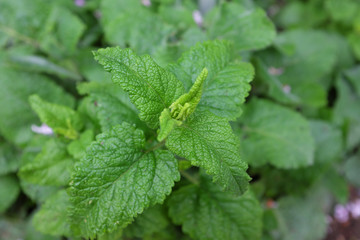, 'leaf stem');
180,170,199,185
